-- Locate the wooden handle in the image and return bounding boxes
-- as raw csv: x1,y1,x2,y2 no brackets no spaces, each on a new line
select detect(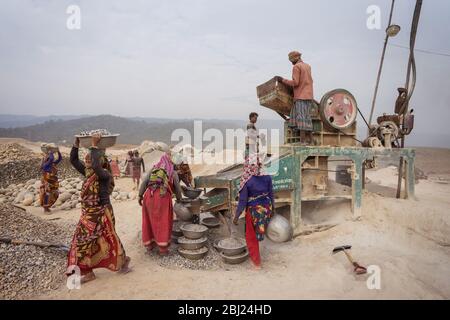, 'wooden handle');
343,250,355,264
